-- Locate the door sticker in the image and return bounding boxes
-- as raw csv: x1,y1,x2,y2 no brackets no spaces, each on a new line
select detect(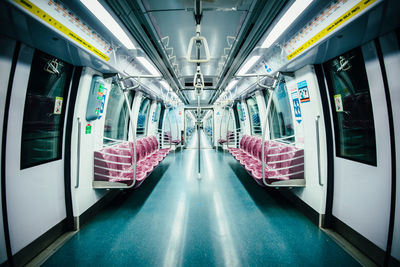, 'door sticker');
85,124,92,134
297,80,310,103
334,94,344,112
291,89,302,124
54,96,63,114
